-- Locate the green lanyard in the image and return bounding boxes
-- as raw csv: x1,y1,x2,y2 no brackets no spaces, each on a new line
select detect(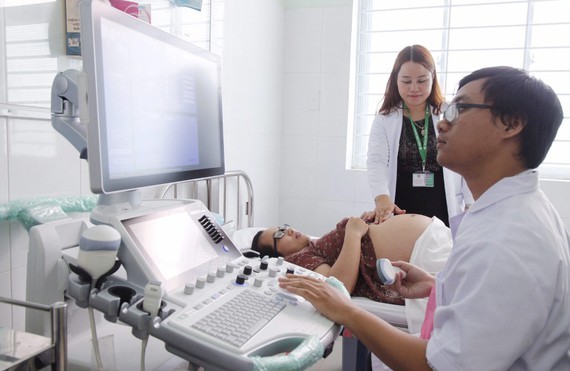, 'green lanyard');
404,103,430,172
